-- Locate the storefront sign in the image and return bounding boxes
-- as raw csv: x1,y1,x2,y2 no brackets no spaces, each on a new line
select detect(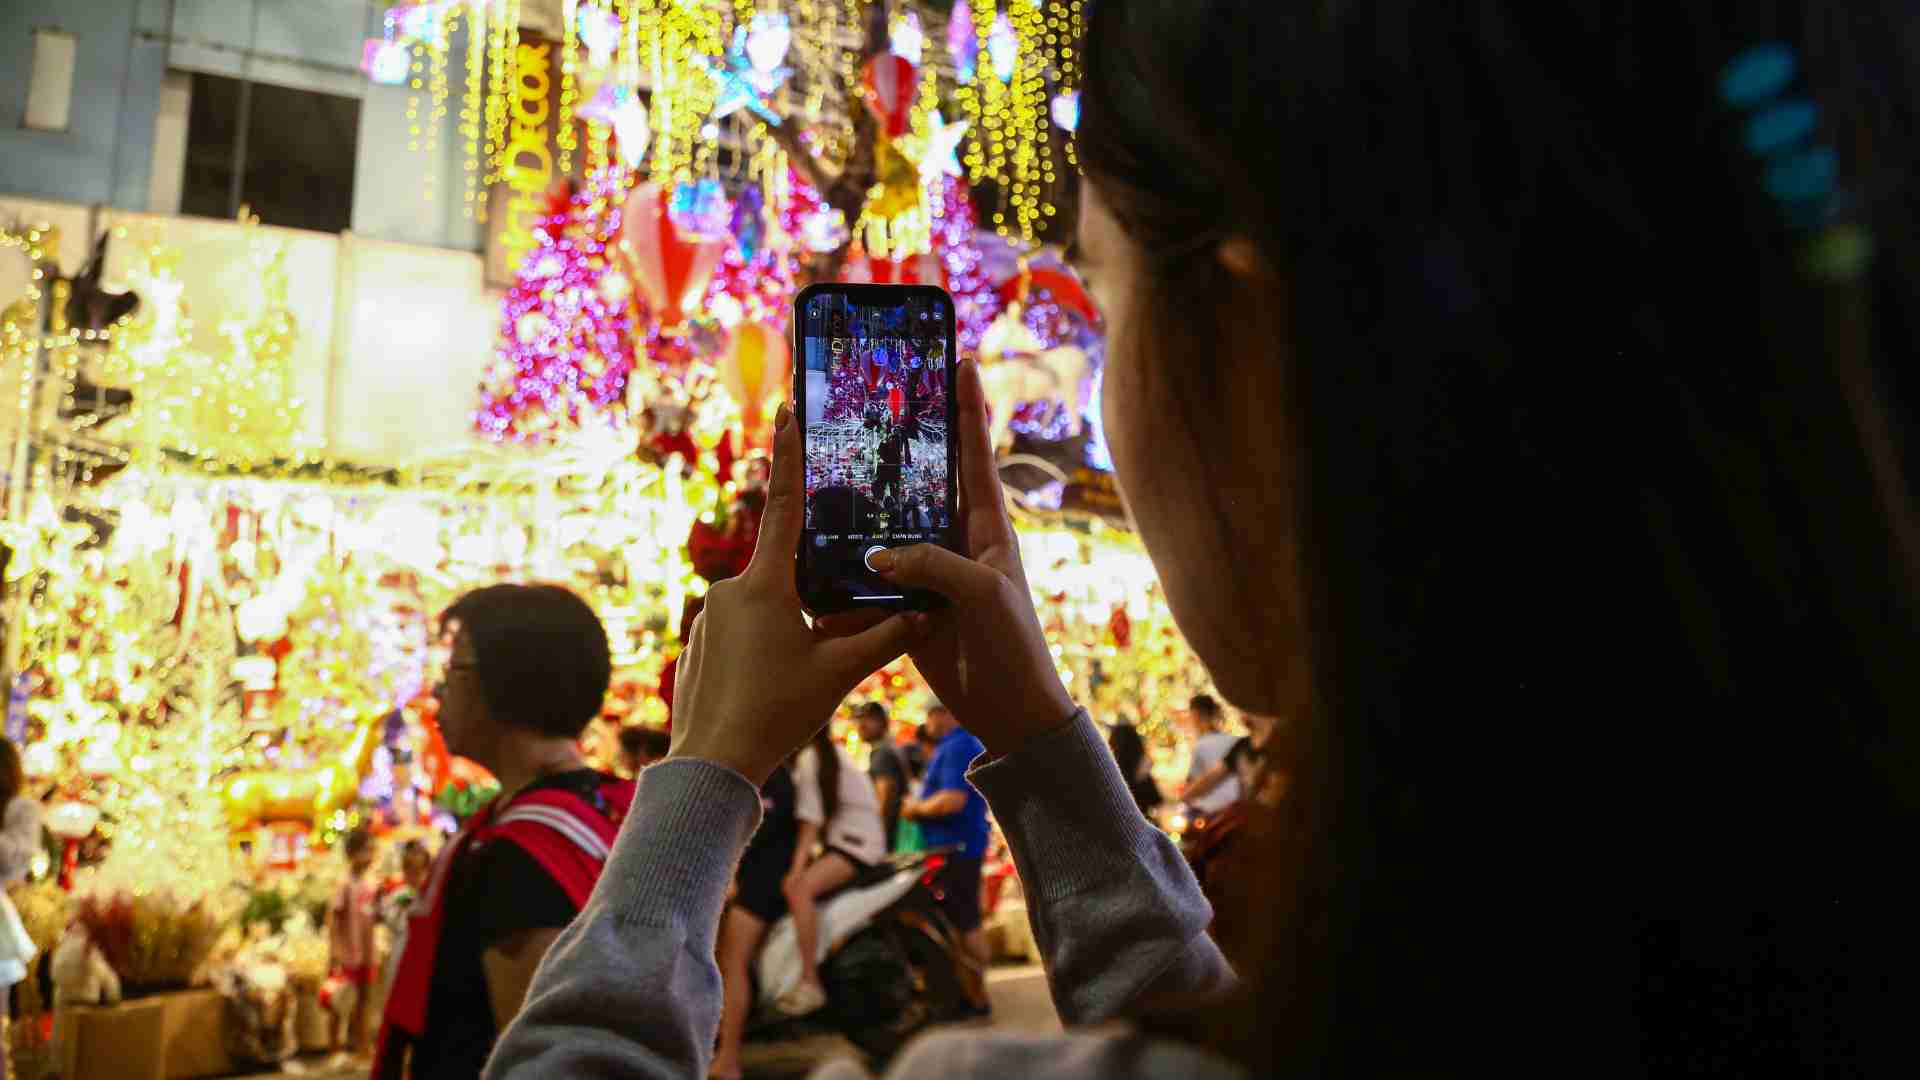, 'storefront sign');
485,36,576,286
